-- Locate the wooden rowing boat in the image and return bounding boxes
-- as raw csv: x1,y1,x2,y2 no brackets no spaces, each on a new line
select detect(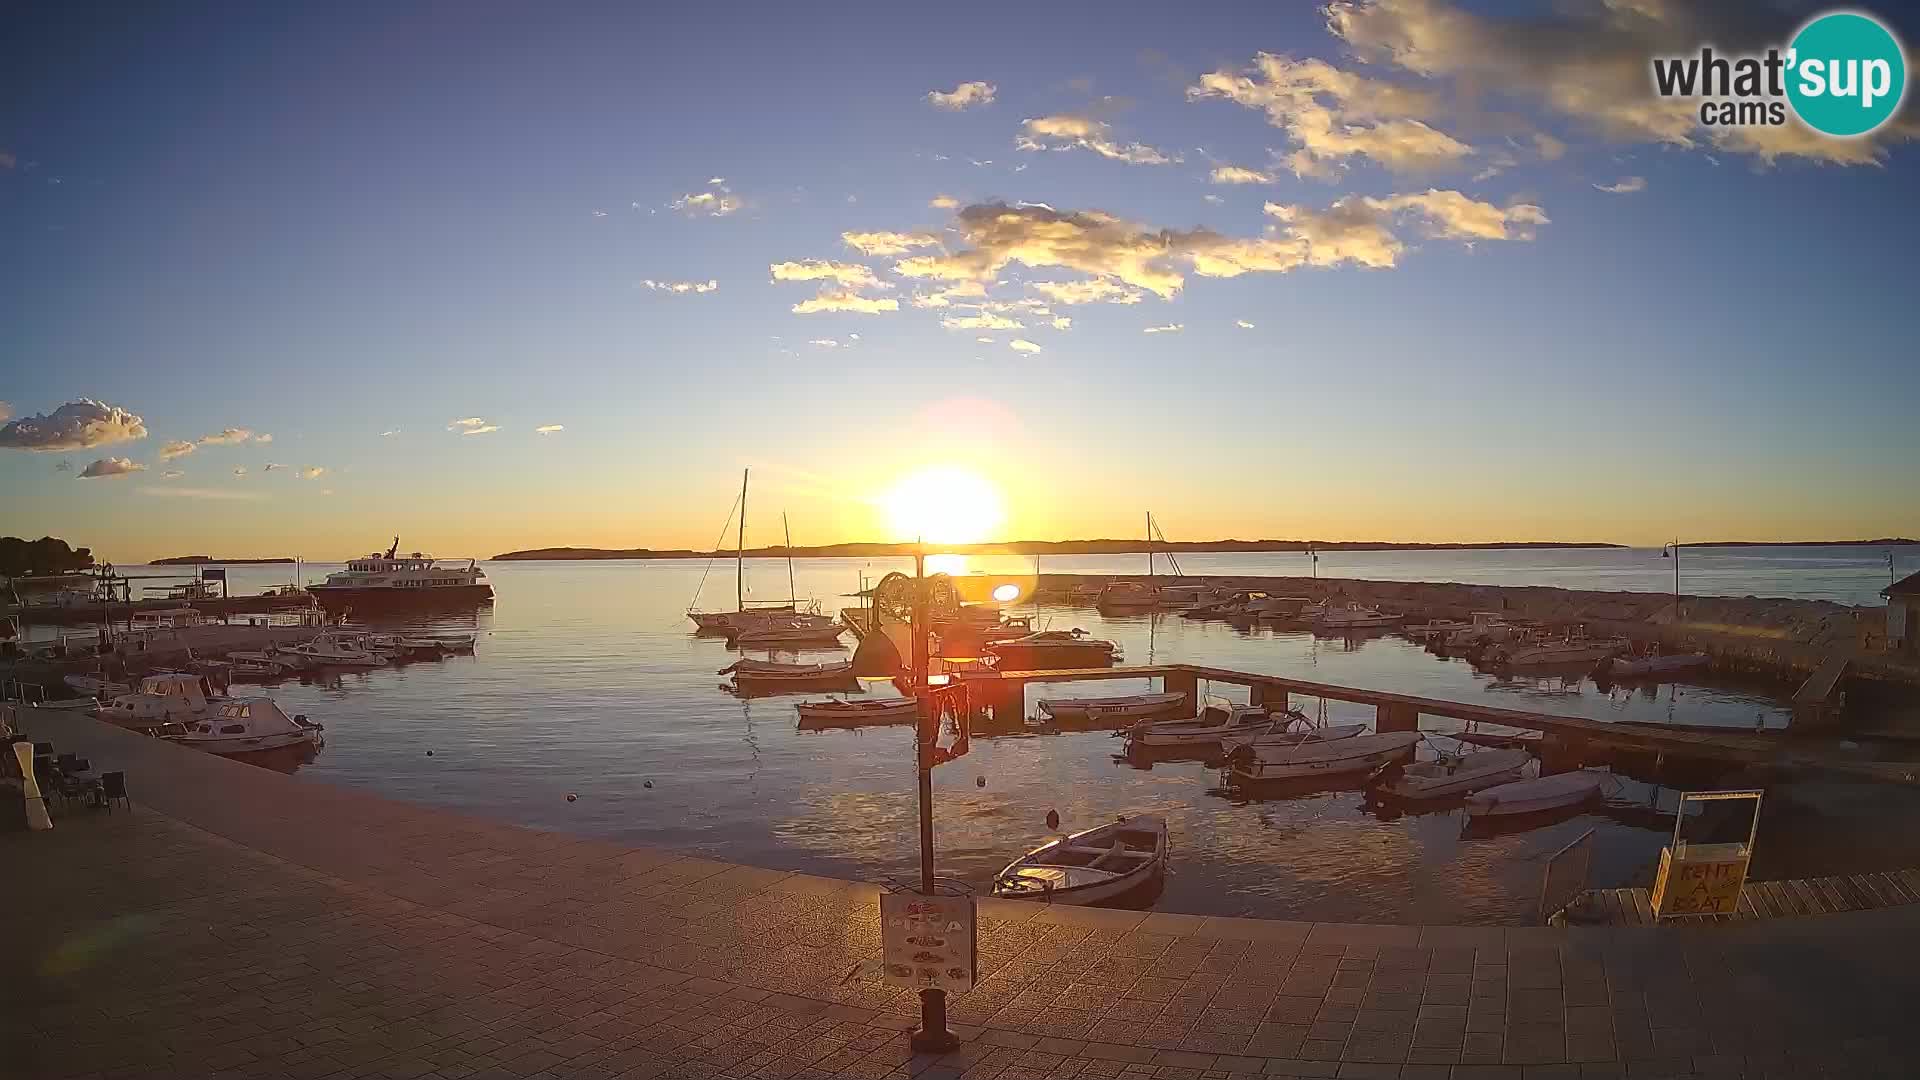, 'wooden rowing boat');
992,814,1167,905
